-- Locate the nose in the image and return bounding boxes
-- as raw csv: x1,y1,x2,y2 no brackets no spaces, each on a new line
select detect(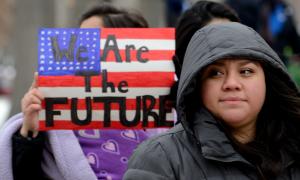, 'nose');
221,73,242,91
